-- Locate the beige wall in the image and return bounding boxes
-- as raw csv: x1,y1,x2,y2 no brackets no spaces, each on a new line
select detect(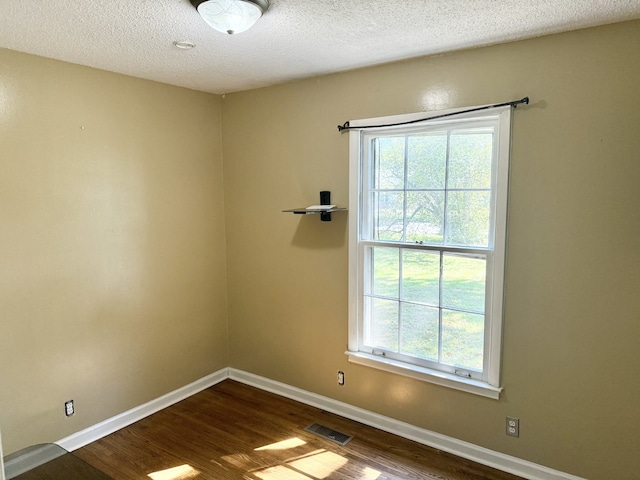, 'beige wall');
222,20,640,480
0,49,228,453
